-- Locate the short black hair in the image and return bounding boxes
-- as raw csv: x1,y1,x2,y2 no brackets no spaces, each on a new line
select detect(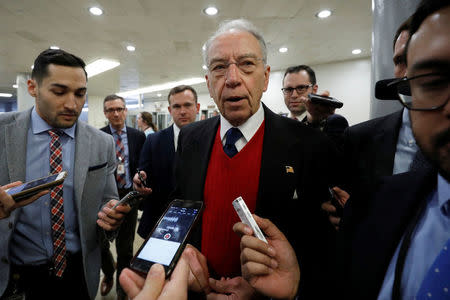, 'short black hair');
103,94,125,110
283,65,317,85
405,0,450,64
393,16,412,52
167,85,198,105
31,49,87,84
